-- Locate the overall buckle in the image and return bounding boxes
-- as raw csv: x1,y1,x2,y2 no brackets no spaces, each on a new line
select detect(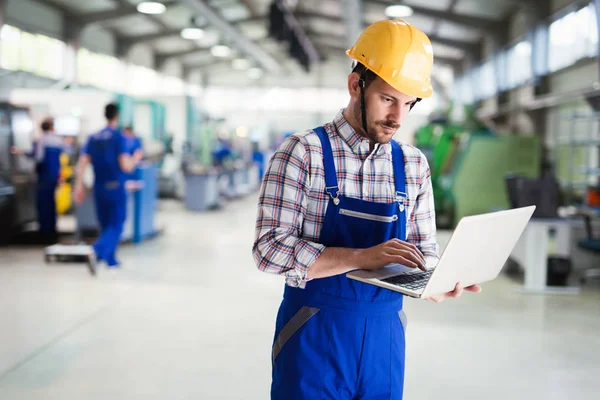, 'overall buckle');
326,186,340,206
396,191,407,212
